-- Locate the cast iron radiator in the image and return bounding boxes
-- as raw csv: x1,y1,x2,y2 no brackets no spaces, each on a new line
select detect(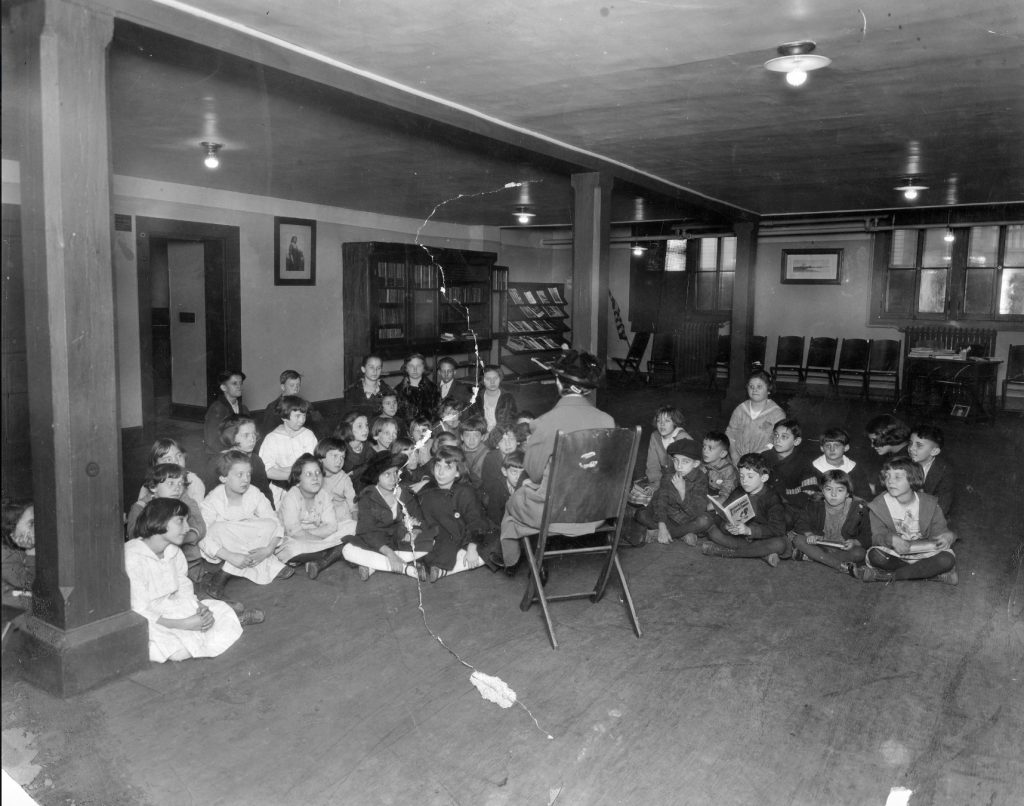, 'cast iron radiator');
670,321,724,379
902,325,997,357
